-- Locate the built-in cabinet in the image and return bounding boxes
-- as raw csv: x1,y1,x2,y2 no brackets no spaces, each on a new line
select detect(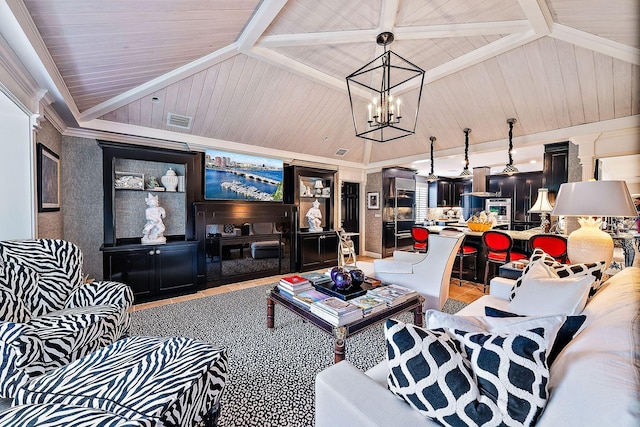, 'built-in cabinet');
284,165,337,271
429,178,472,207
543,141,569,204
99,141,198,301
489,171,543,230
